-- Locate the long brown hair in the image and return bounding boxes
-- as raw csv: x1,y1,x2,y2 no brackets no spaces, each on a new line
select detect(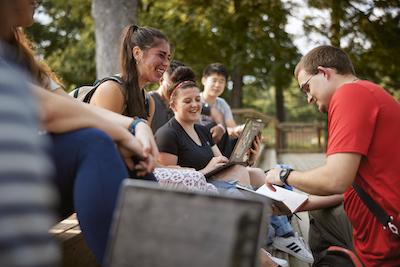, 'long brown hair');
119,25,168,118
9,27,63,88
